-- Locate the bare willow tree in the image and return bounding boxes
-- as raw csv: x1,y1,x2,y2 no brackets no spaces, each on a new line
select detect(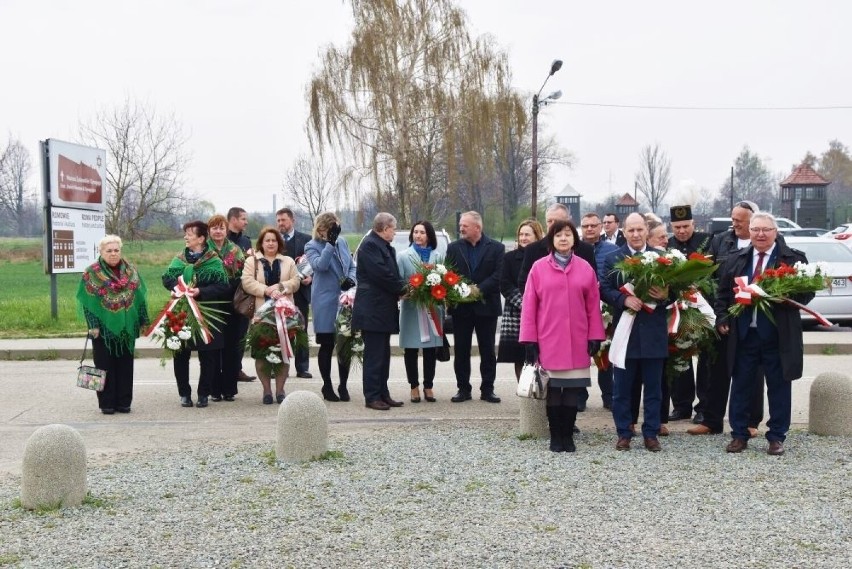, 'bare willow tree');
283,155,341,223
0,134,33,234
307,0,524,226
635,143,672,215
78,99,190,238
